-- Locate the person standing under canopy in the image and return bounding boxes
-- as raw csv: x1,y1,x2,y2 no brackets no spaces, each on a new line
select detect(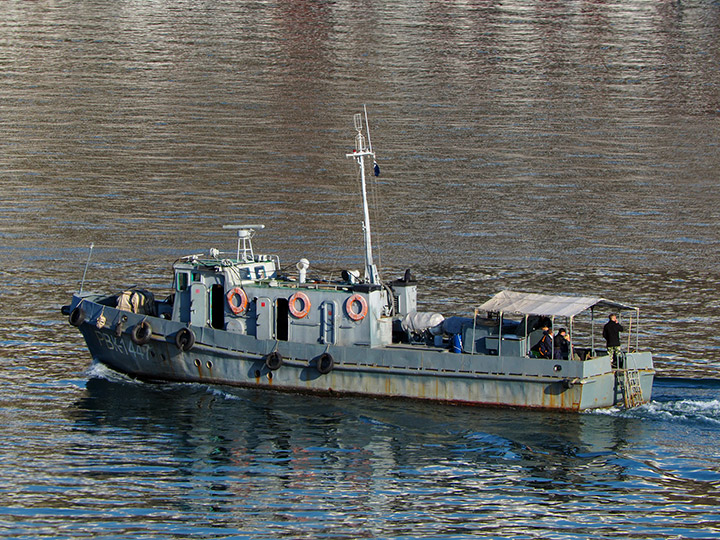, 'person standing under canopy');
603,313,624,365
537,327,554,359
554,328,571,360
